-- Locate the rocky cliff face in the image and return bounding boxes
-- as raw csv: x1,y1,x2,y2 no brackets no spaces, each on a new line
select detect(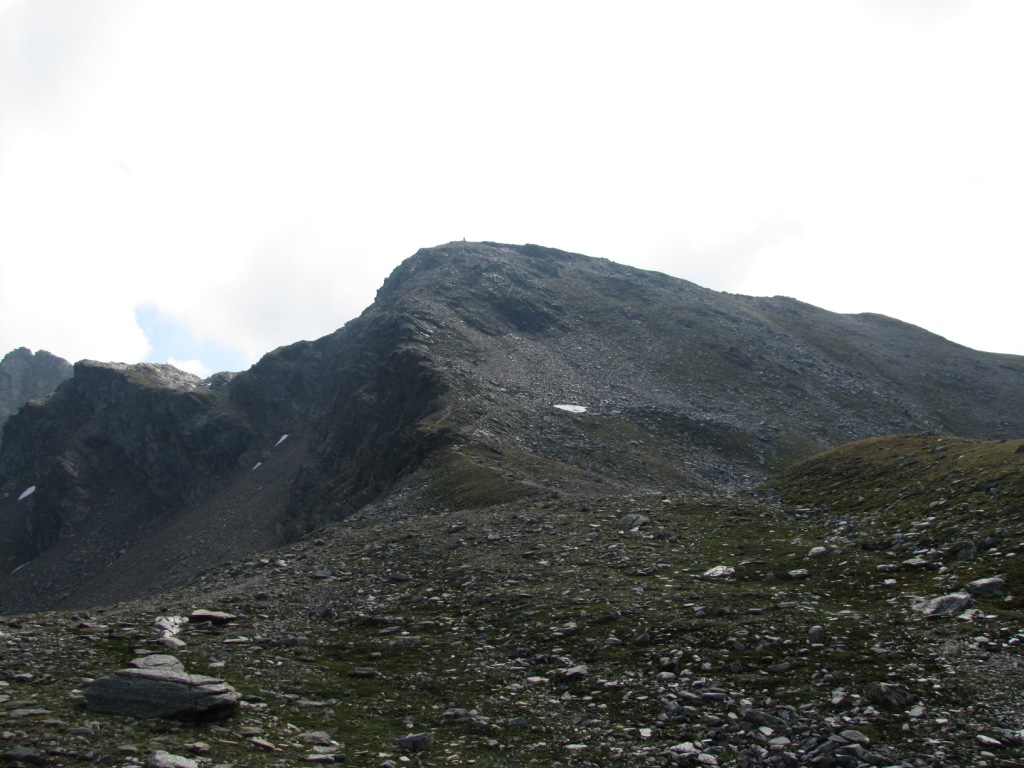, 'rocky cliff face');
0,347,72,439
2,241,1024,614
